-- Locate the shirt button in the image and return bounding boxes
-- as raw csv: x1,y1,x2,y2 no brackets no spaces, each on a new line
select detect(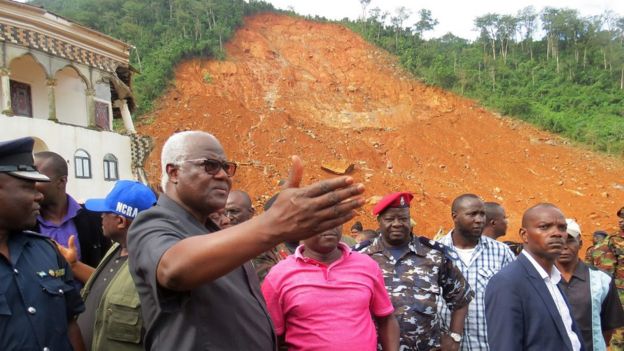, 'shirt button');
13,268,18,274
27,306,36,314
58,289,64,295
43,347,50,351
